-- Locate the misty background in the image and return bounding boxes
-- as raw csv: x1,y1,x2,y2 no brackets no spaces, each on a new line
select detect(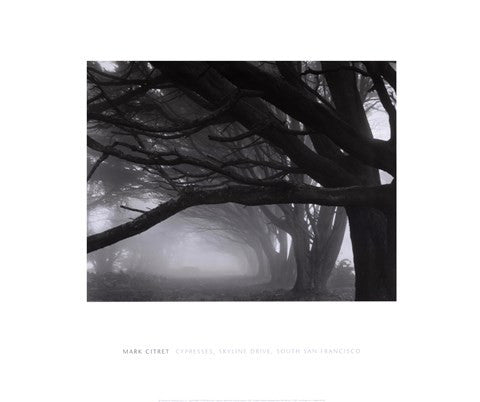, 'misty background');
87,61,395,301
